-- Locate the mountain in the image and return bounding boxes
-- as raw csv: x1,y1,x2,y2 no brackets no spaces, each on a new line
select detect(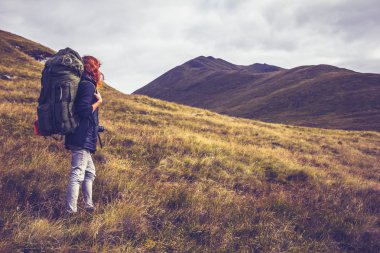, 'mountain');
1,30,379,252
134,56,380,132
